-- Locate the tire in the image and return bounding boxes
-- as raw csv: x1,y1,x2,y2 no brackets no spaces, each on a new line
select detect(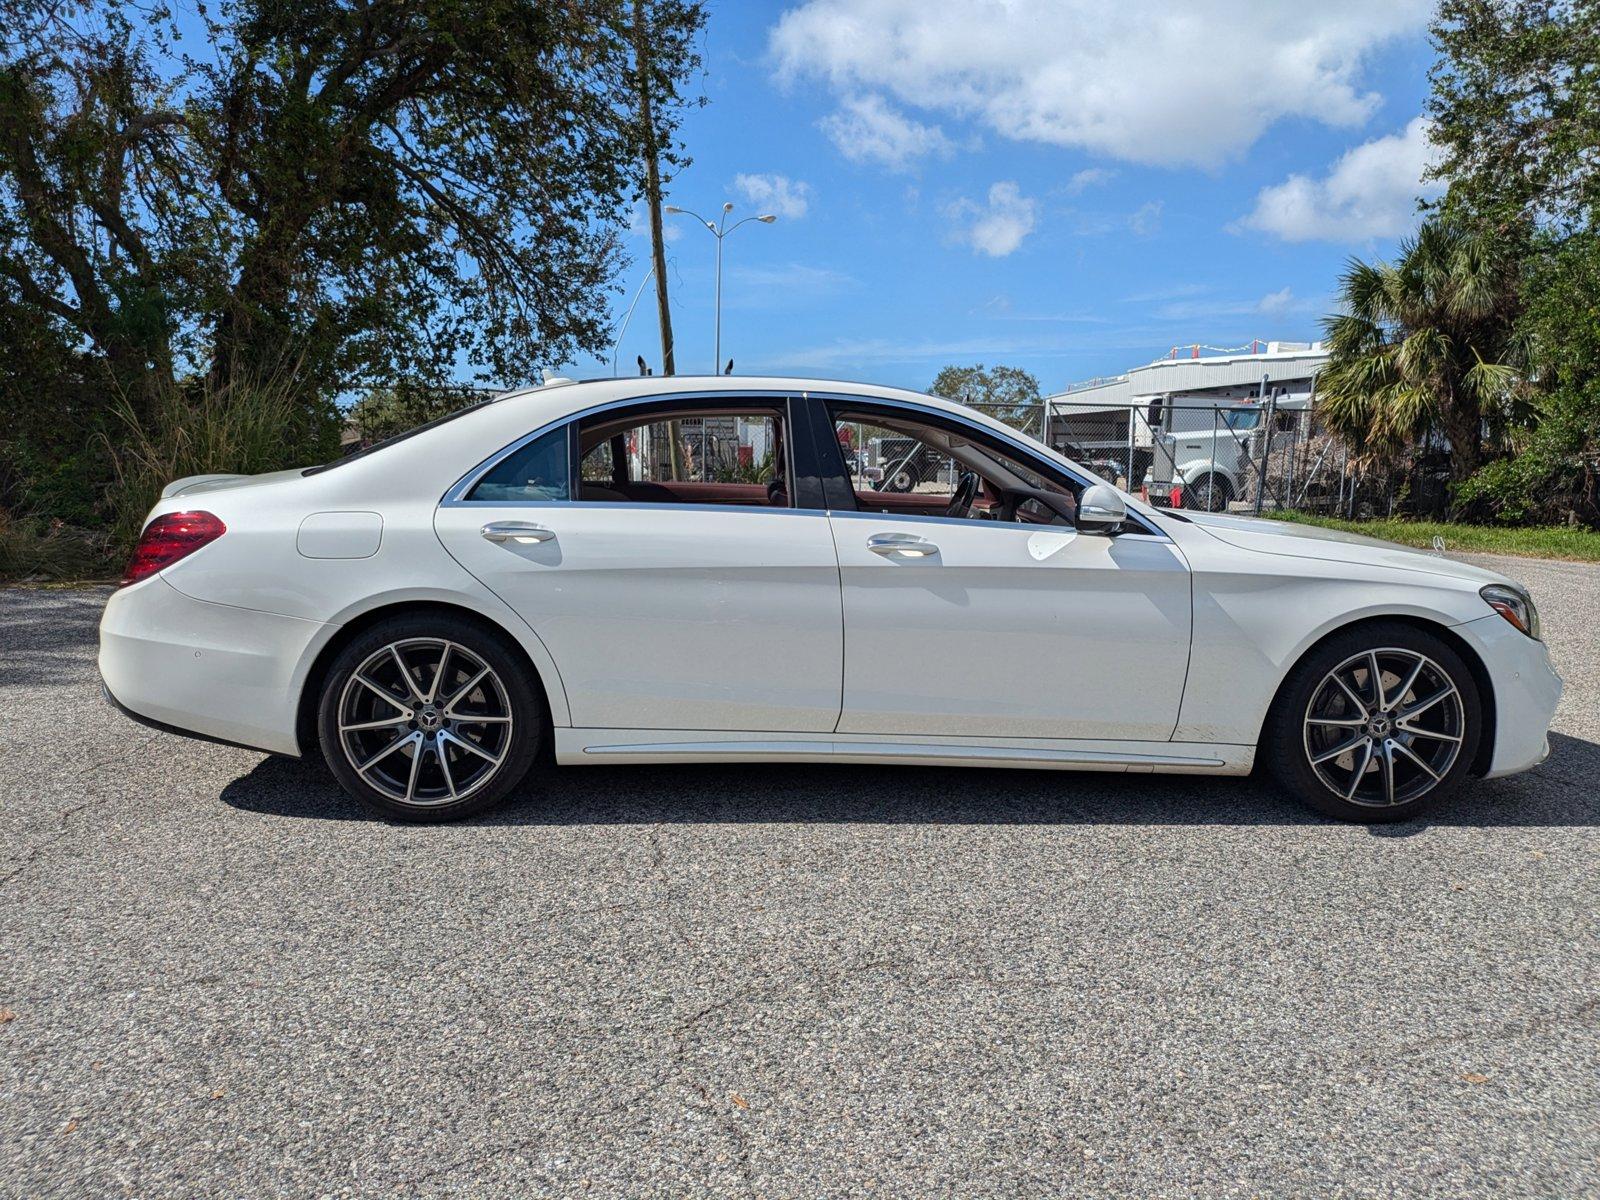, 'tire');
317,613,545,822
1183,473,1233,512
889,465,921,492
1262,621,1482,823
